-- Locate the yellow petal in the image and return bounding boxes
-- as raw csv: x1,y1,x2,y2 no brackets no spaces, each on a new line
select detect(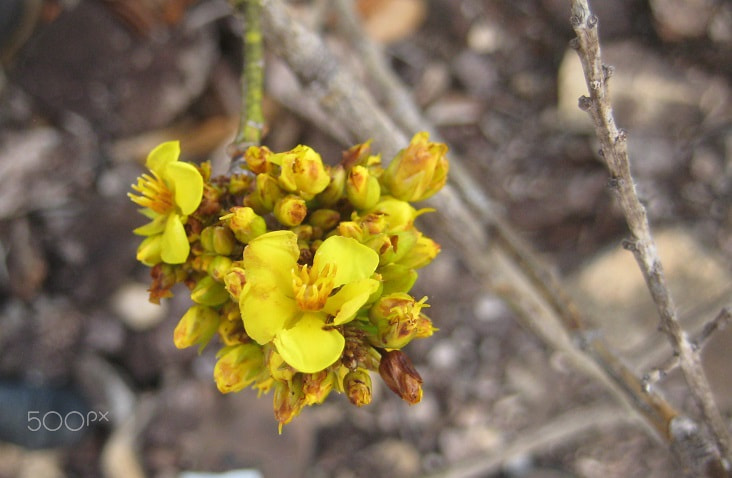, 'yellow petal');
136,235,162,266
313,236,379,287
274,312,344,373
324,278,380,325
243,230,299,289
132,214,166,236
240,282,299,344
166,161,203,215
161,214,190,264
146,141,180,175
